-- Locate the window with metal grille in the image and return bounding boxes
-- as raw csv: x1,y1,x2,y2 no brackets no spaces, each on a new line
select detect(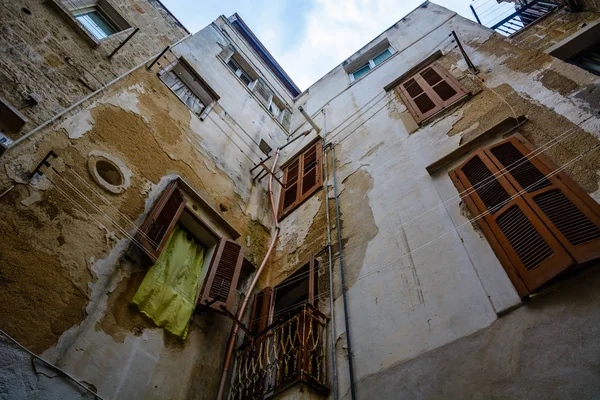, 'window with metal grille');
450,135,600,296
396,62,469,124
160,59,220,121
136,178,245,312
279,139,323,220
